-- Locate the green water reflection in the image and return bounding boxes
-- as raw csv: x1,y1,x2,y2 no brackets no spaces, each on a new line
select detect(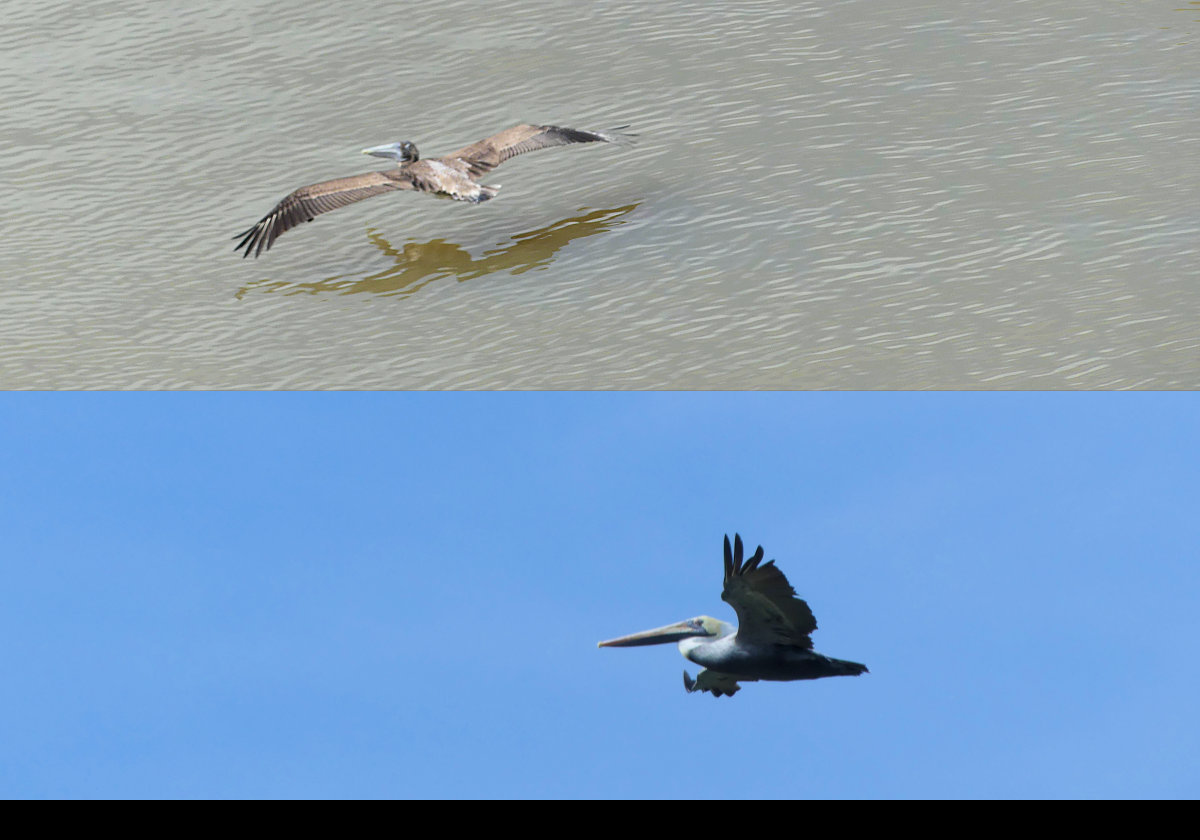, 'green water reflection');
238,203,640,299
